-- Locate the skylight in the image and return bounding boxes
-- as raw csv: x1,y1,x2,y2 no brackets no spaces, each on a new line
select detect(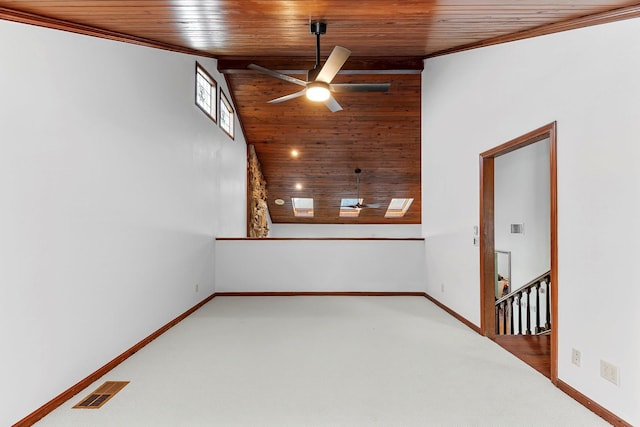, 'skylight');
384,198,414,218
339,198,362,218
291,197,314,217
